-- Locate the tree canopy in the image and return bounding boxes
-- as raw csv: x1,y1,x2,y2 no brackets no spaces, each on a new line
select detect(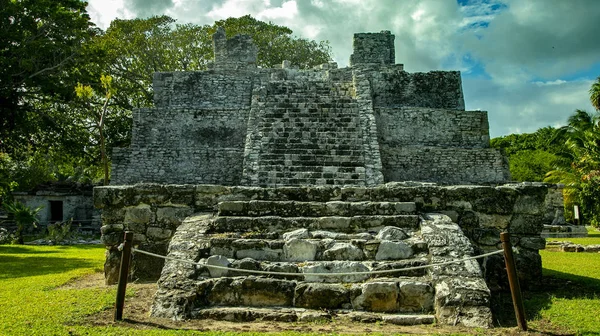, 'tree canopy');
0,0,98,156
